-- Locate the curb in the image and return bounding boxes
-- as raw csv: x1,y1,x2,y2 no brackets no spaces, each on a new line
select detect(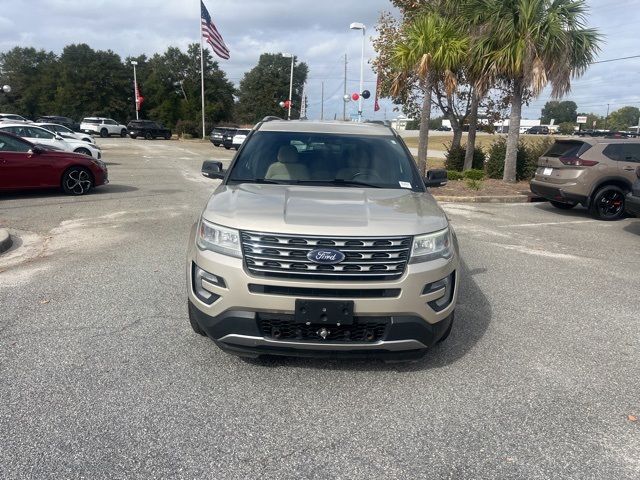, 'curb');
434,194,532,203
0,228,12,254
